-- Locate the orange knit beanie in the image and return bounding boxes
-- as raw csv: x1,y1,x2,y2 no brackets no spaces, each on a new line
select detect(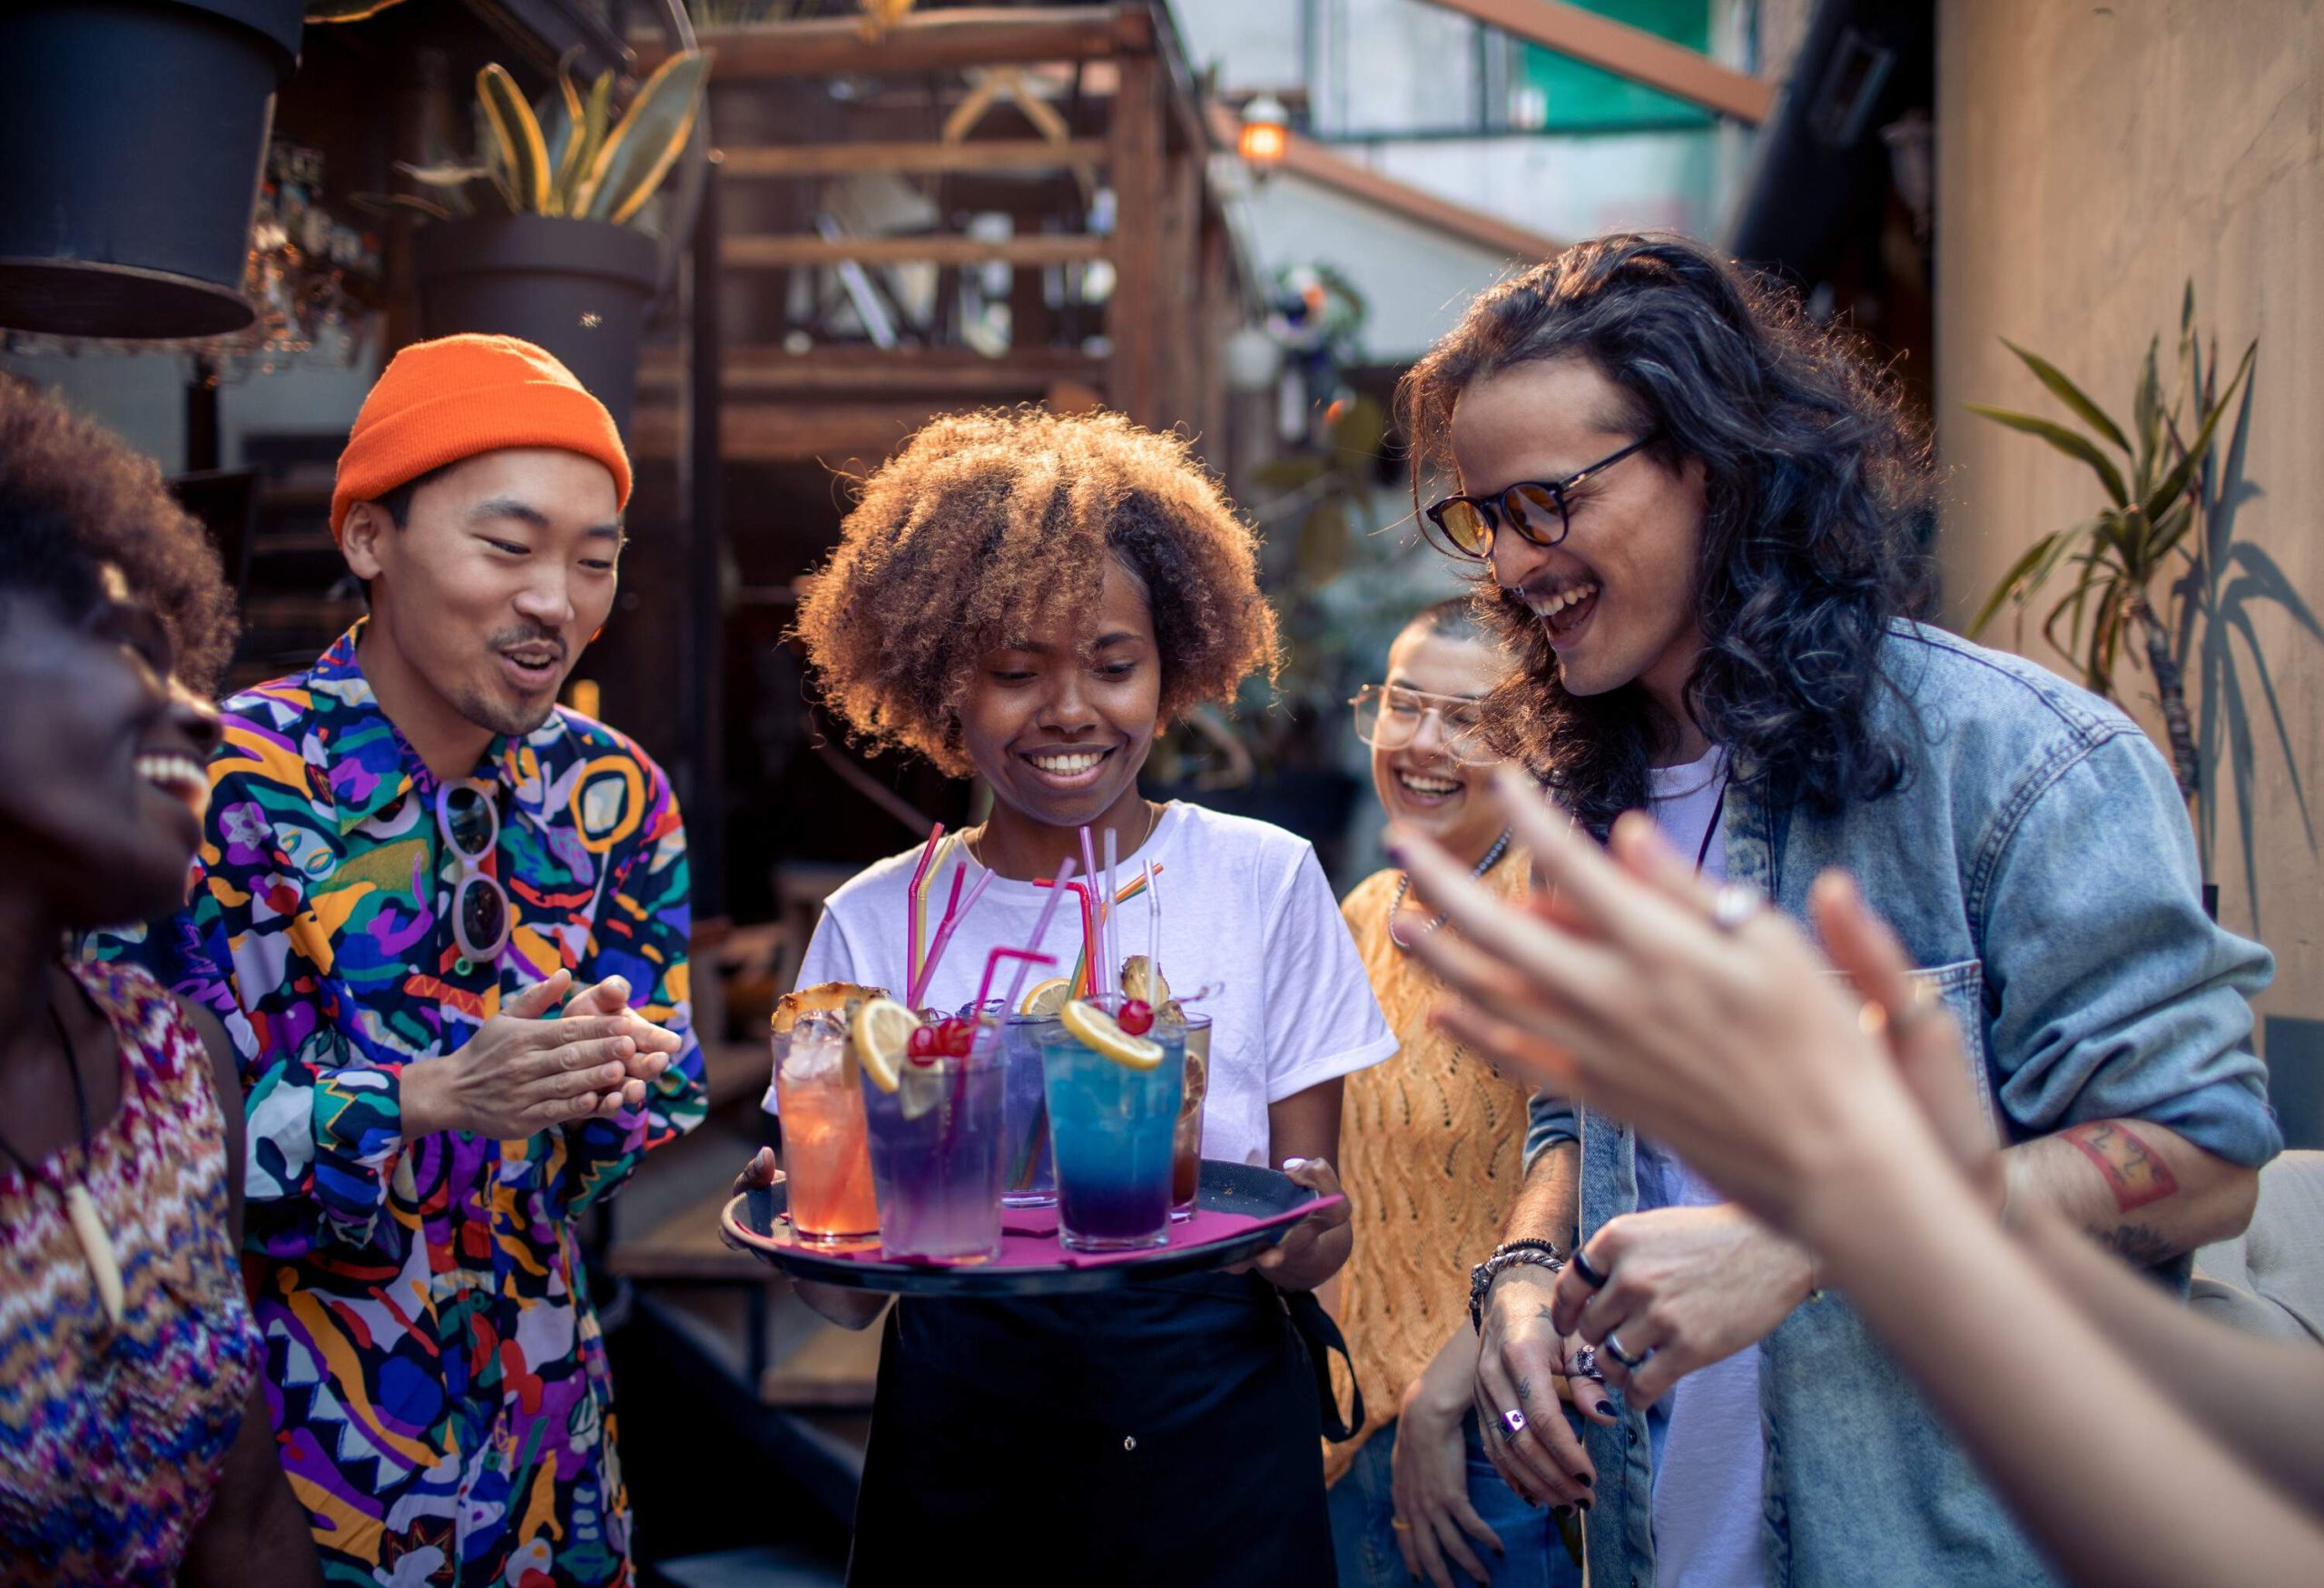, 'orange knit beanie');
329,333,632,542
